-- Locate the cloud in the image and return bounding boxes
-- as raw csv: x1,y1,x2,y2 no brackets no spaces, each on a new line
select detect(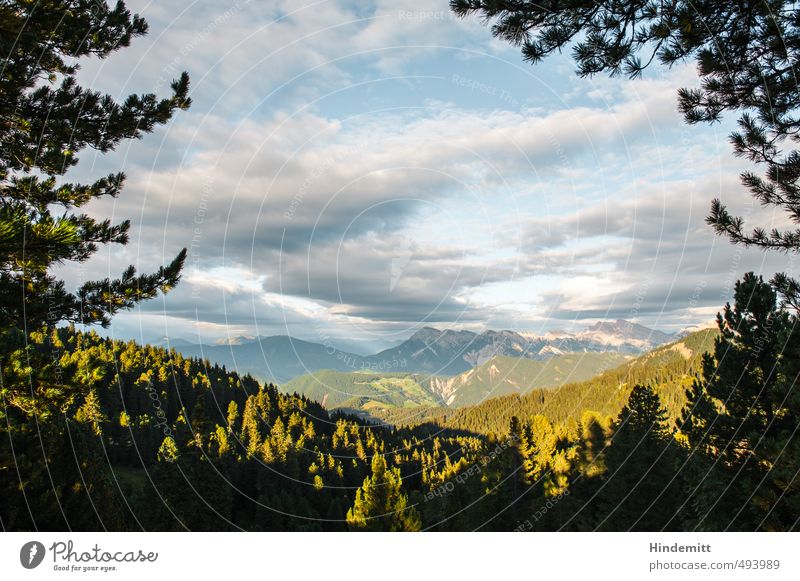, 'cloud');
506,161,793,329
96,82,694,334
55,1,792,345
